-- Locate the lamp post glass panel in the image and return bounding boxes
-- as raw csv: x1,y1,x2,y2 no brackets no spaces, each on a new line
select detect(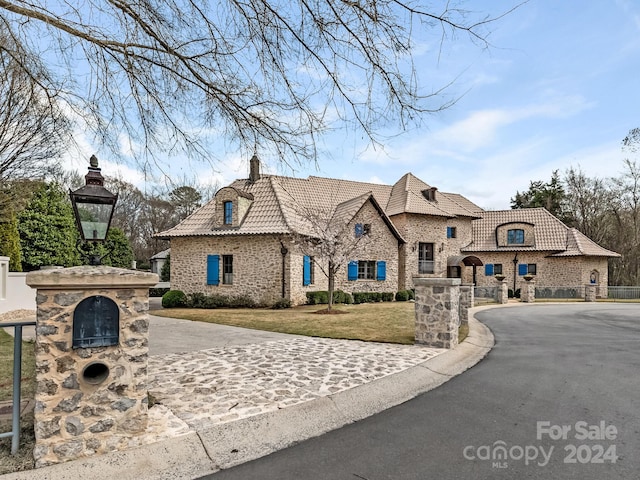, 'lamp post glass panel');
70,155,118,264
